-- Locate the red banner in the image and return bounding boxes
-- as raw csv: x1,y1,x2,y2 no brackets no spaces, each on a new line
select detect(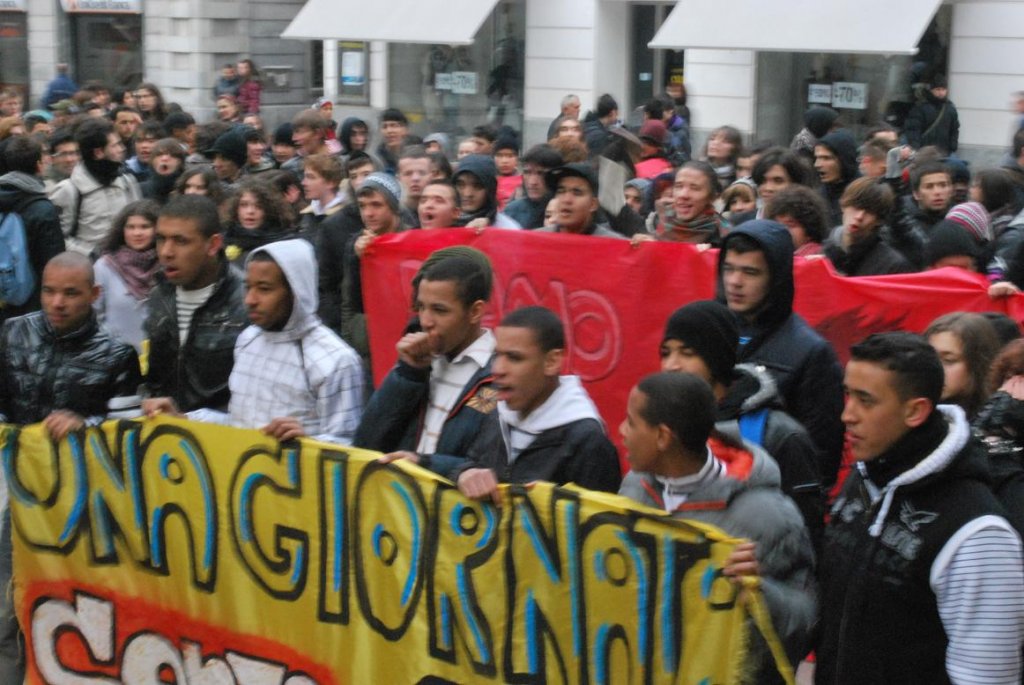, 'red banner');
363,229,1024,462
